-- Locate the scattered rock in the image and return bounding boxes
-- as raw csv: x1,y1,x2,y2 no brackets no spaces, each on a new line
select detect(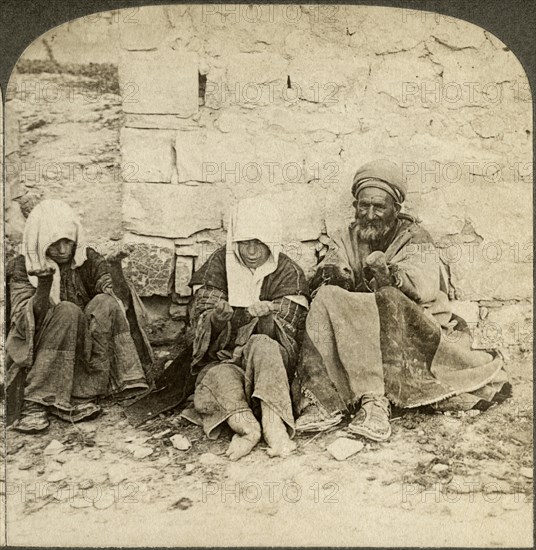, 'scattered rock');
184,464,195,474
79,480,94,490
70,498,93,509
94,474,108,485
431,463,449,474
520,467,533,479
170,435,191,451
125,444,154,459
18,460,34,471
94,492,115,510
151,429,172,439
327,438,364,461
47,470,67,483
108,465,128,484
170,497,193,510
85,449,102,460
43,440,65,456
